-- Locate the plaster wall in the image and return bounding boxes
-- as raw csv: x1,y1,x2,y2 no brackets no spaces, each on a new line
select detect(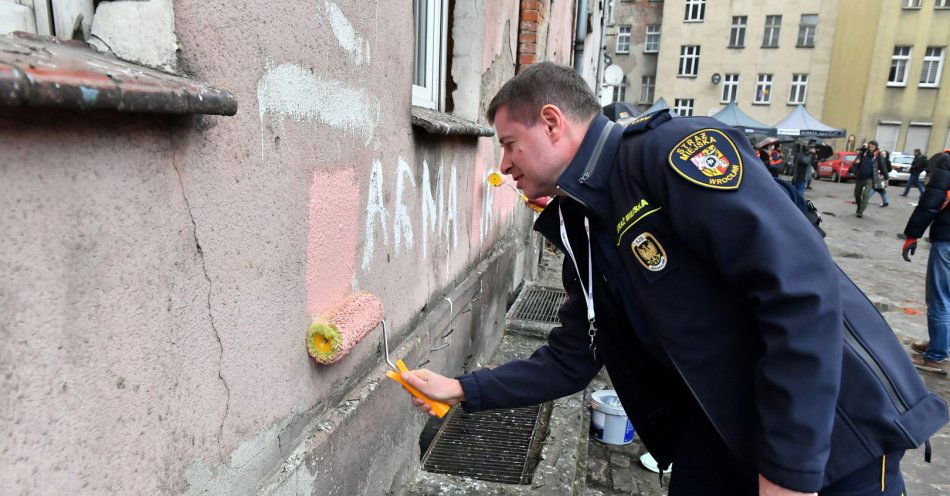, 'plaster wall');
655,0,840,121
0,1,564,494
824,0,950,153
